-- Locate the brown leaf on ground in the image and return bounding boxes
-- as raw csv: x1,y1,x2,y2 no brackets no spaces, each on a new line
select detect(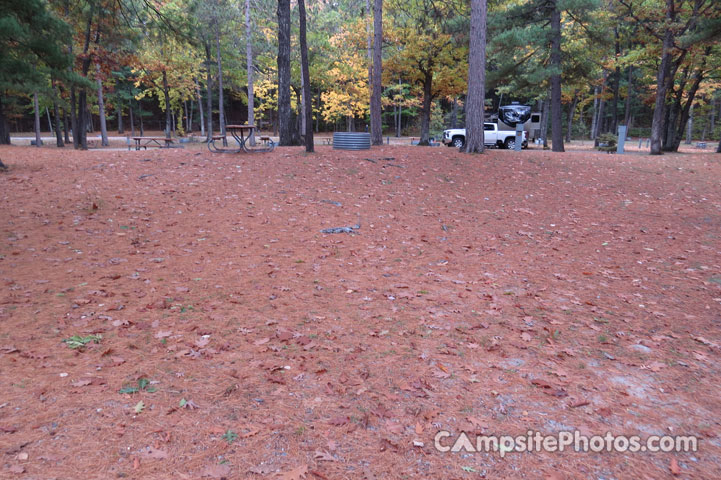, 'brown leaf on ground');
202,464,231,478
141,446,168,459
670,458,681,475
276,464,308,480
313,449,336,461
328,415,349,426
